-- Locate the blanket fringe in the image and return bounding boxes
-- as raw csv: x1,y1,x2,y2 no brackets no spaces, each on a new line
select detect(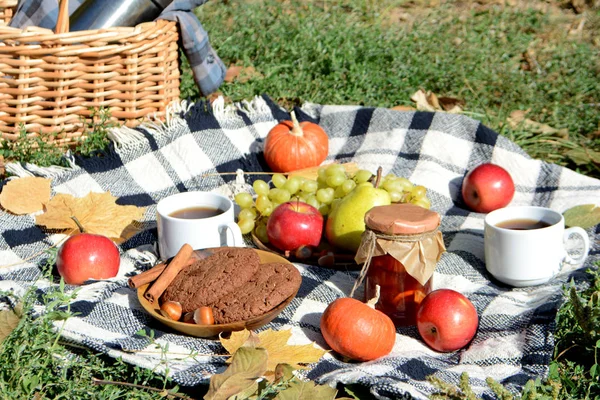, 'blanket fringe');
4,96,272,179
212,95,271,121
6,153,78,178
